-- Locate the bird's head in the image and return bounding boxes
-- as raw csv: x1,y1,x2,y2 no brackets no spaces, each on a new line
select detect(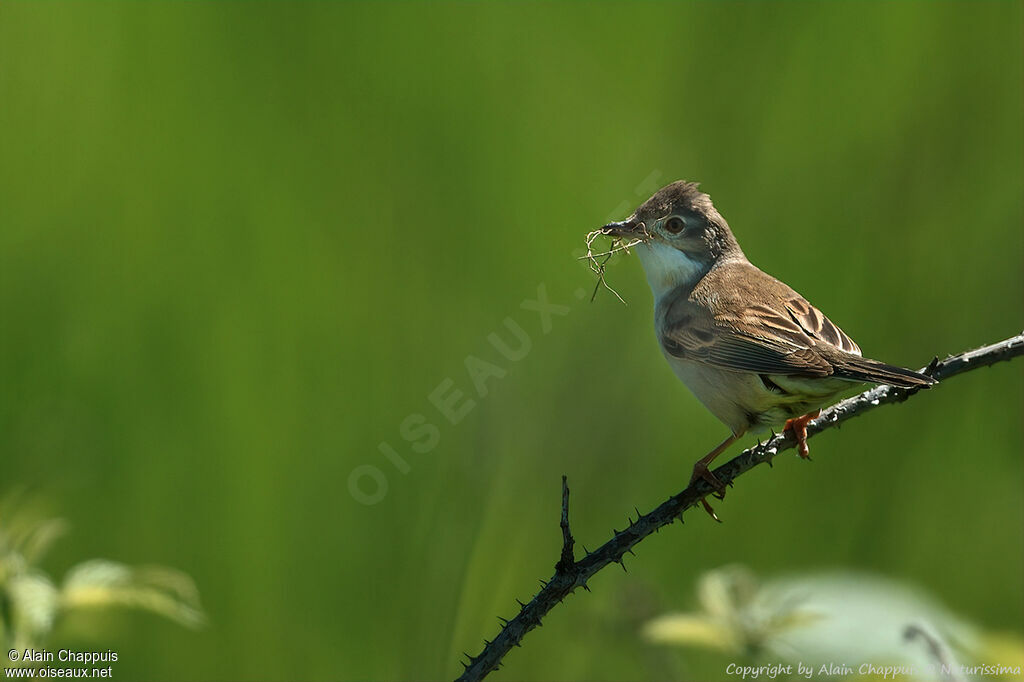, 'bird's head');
601,181,744,297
